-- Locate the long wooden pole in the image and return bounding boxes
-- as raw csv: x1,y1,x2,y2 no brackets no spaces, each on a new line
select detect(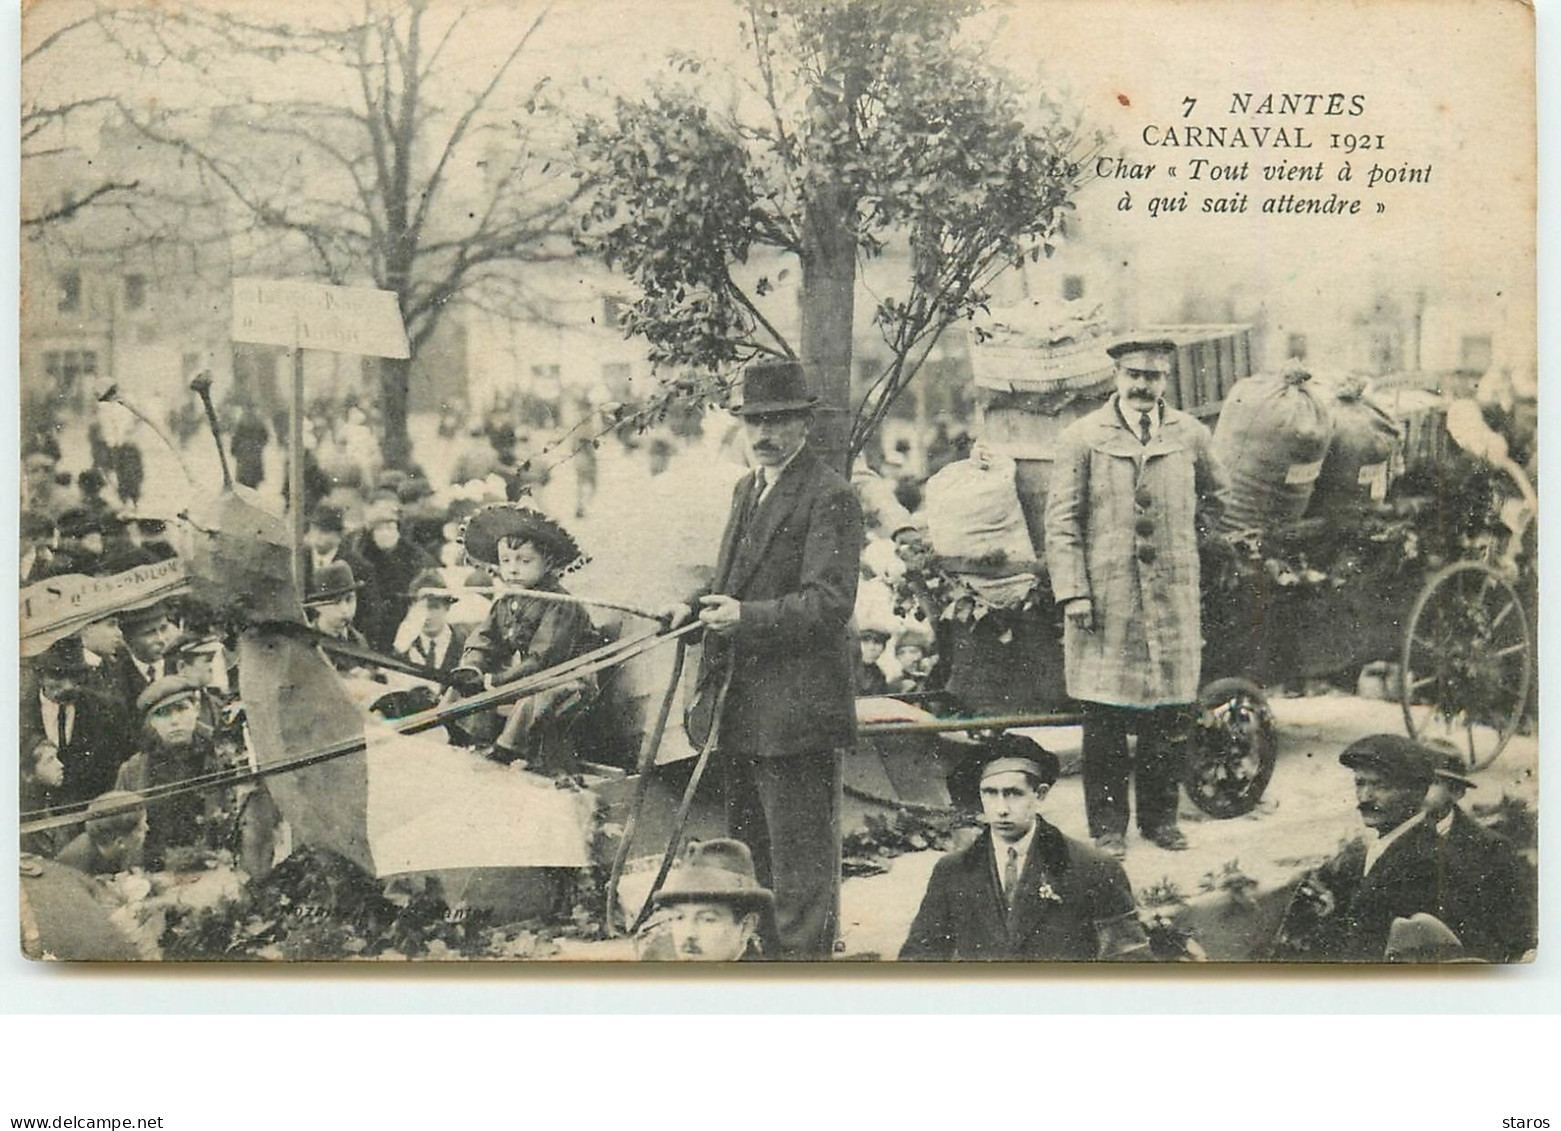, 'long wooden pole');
291,347,307,591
